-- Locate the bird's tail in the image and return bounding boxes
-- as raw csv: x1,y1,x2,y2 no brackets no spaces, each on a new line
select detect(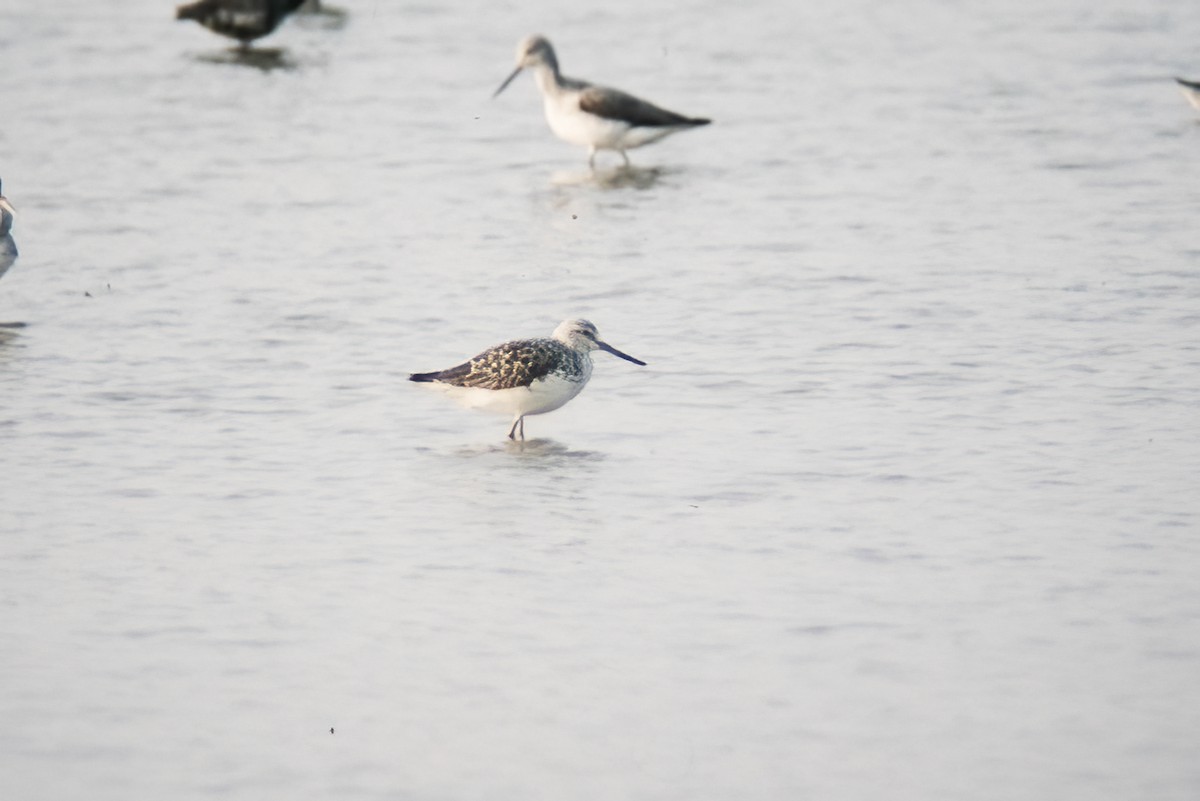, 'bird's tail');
176,1,204,21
